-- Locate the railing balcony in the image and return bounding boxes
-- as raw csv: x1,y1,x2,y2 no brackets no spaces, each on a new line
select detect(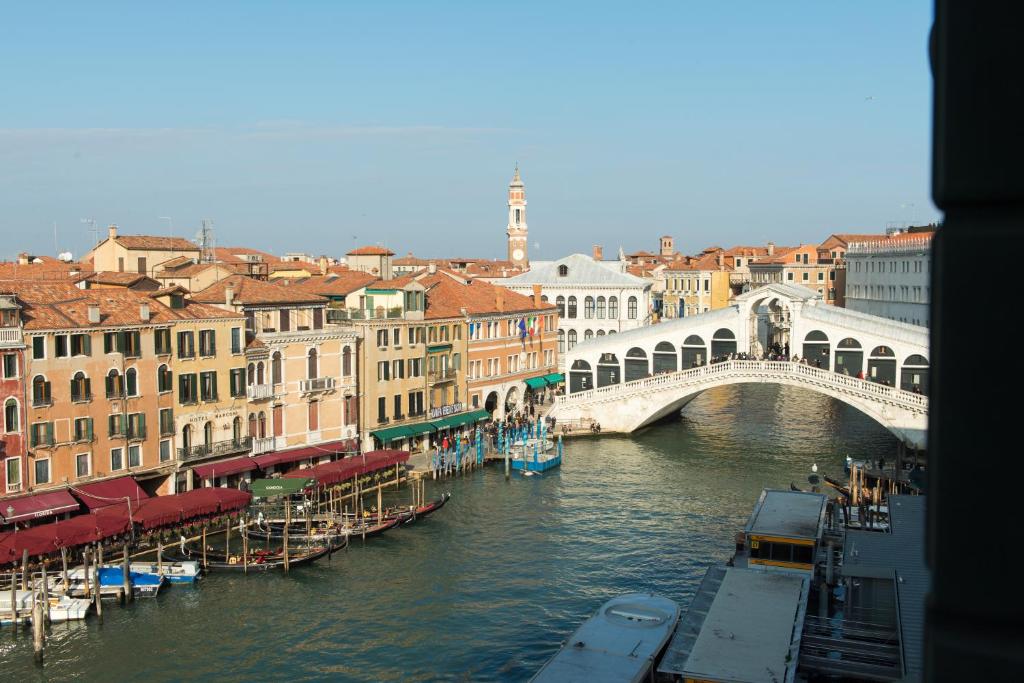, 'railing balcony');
326,306,405,322
252,436,277,455
0,327,23,348
177,436,252,462
6,482,22,494
427,368,457,384
247,383,275,400
300,377,335,393
307,430,322,444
